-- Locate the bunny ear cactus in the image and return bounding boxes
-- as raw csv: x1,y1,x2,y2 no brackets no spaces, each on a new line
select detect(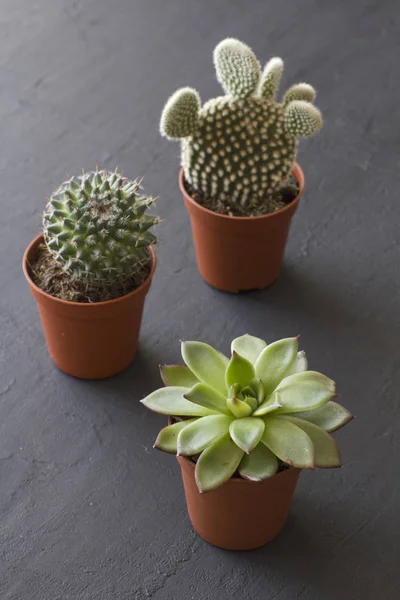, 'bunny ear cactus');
142,335,352,493
43,168,158,285
160,38,322,208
